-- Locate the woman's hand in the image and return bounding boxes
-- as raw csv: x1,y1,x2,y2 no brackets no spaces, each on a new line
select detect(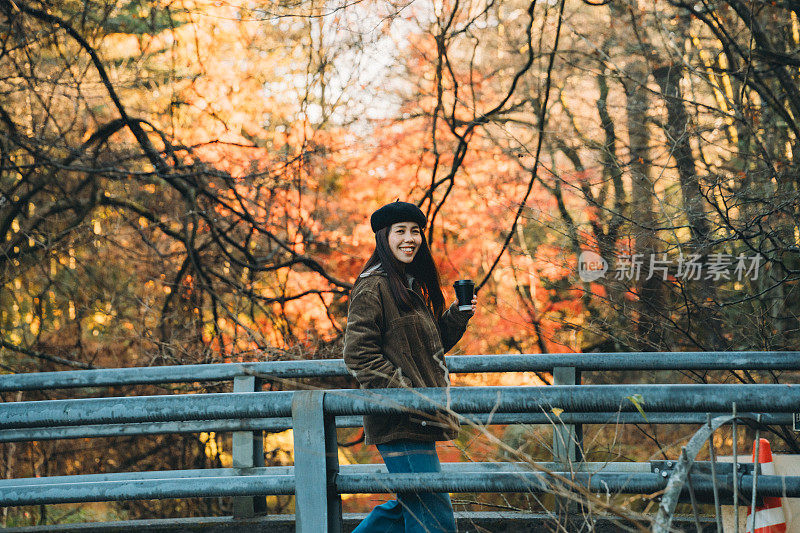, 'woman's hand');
468,294,477,315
